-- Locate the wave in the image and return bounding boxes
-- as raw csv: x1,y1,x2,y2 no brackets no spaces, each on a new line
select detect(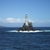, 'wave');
6,30,45,33
6,29,50,33
45,30,50,32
